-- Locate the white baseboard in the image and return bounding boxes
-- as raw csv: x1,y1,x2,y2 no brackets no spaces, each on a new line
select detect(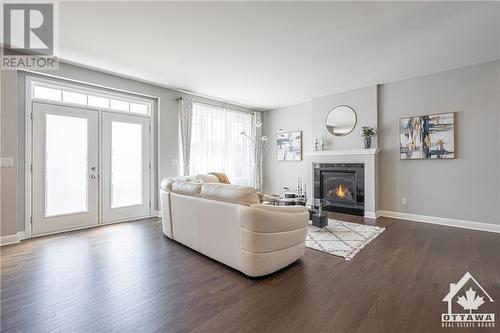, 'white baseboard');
376,210,500,234
152,210,162,217
17,231,27,240
0,234,20,246
364,211,376,219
